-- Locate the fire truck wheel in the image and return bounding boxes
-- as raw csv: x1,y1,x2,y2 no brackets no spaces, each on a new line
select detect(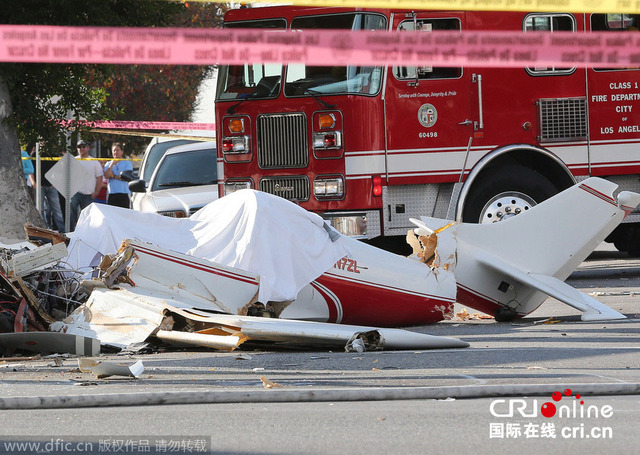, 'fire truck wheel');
613,224,640,257
462,165,558,224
